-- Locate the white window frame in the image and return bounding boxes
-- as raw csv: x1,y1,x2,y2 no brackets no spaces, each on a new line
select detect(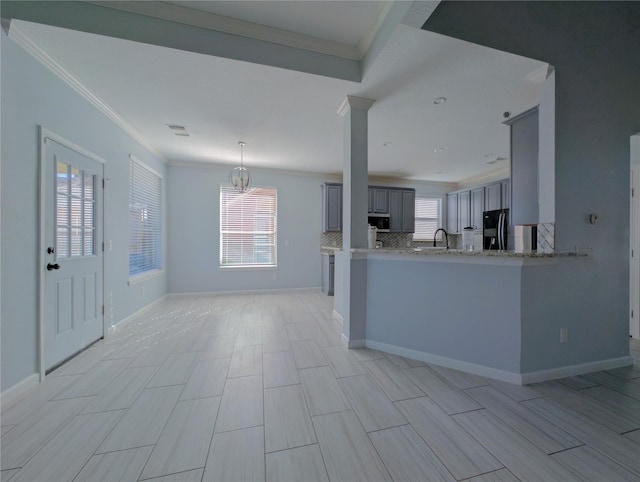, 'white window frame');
220,185,278,269
128,155,163,283
413,196,442,241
